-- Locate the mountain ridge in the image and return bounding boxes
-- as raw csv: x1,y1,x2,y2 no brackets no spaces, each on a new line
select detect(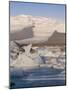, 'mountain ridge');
10,15,65,41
